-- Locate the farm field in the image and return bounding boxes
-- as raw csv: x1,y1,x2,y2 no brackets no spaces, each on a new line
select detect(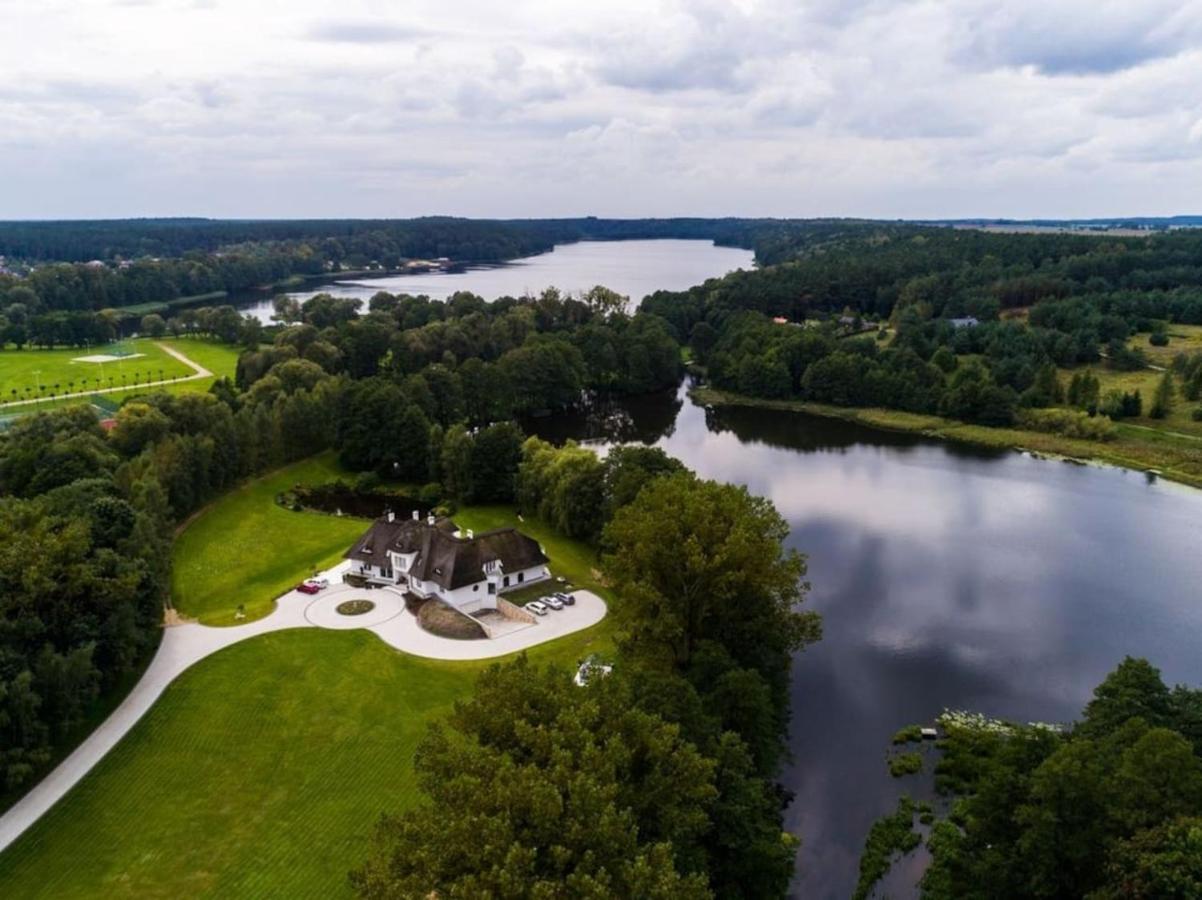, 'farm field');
0,453,615,898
